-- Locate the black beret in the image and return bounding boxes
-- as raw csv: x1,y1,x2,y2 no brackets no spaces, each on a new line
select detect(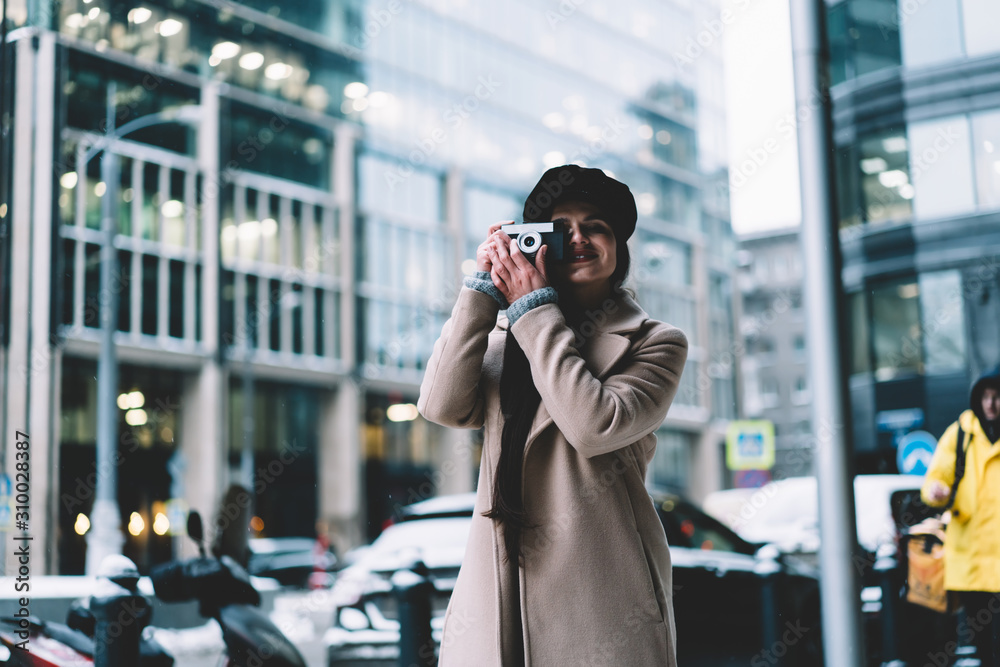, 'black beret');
522,164,637,241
